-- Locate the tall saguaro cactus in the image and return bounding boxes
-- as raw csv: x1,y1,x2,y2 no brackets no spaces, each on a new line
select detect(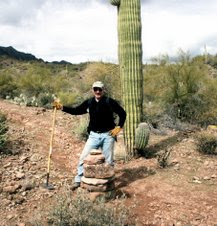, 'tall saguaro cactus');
110,0,143,157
